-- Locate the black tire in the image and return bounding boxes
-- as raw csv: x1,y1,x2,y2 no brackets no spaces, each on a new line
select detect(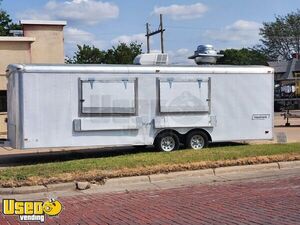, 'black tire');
154,131,180,152
185,130,209,150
